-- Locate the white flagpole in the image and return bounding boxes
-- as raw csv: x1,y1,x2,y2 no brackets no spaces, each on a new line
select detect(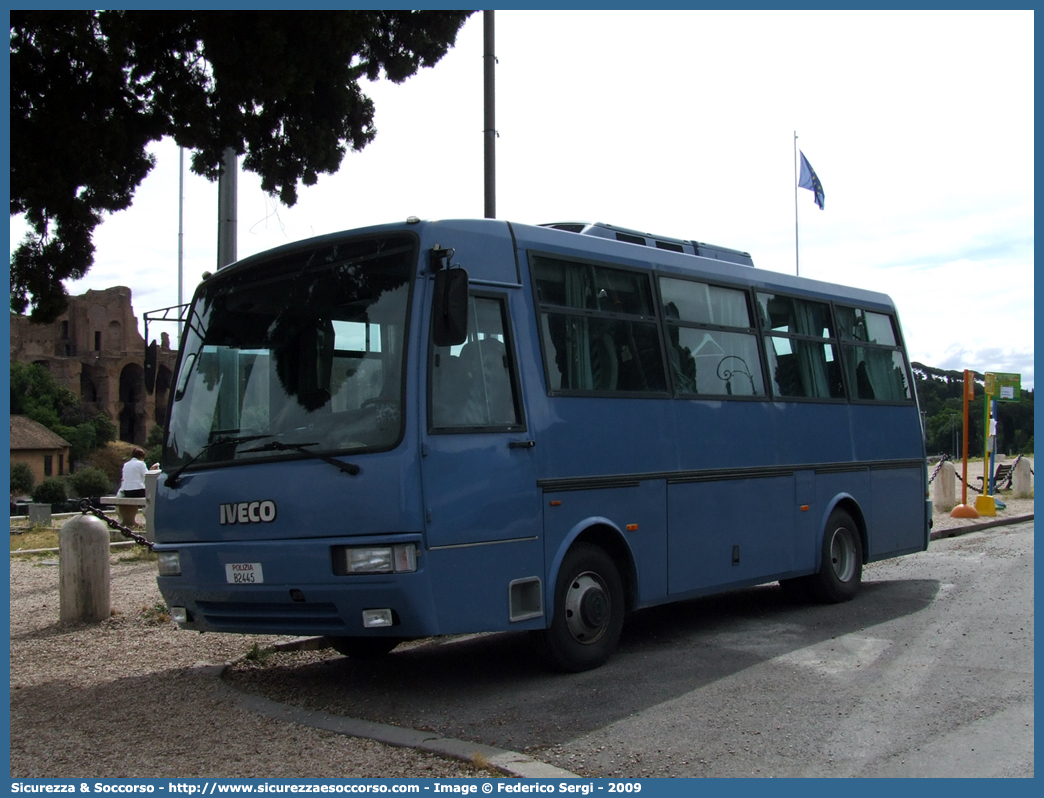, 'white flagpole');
178,146,185,342
794,131,800,277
